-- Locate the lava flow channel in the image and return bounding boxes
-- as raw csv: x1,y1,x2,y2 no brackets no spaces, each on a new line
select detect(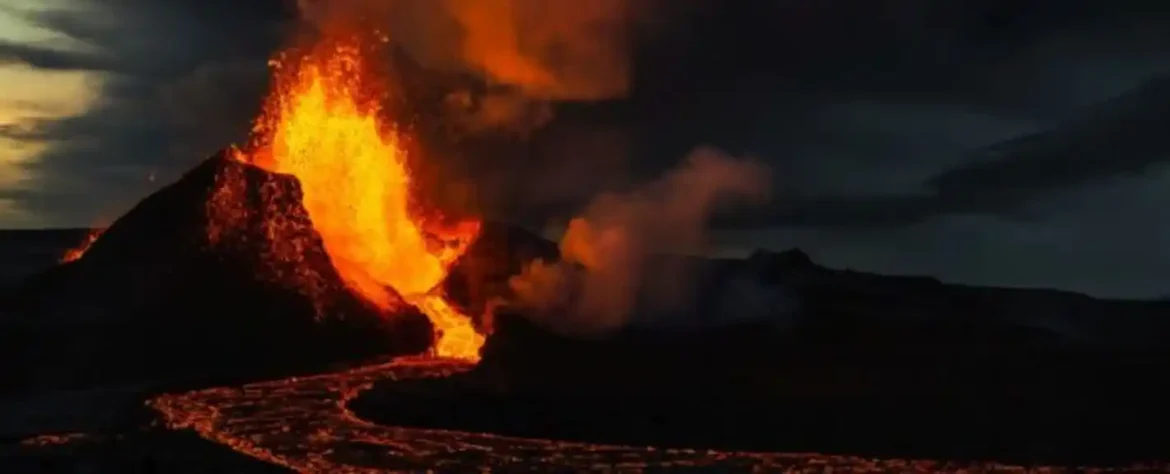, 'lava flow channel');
146,359,1161,473
59,228,104,263
234,35,483,361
